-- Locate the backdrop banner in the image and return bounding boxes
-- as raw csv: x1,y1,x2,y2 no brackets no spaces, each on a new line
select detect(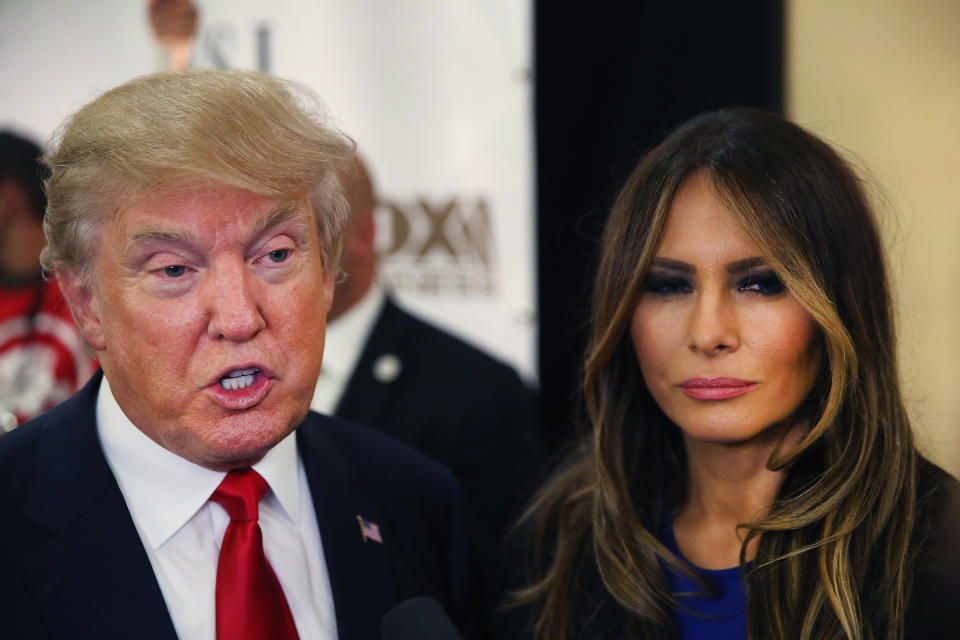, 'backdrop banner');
0,0,536,381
